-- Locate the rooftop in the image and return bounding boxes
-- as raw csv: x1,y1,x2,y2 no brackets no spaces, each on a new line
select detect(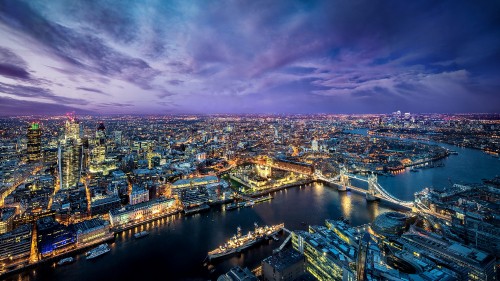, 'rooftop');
74,218,109,233
262,249,304,271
